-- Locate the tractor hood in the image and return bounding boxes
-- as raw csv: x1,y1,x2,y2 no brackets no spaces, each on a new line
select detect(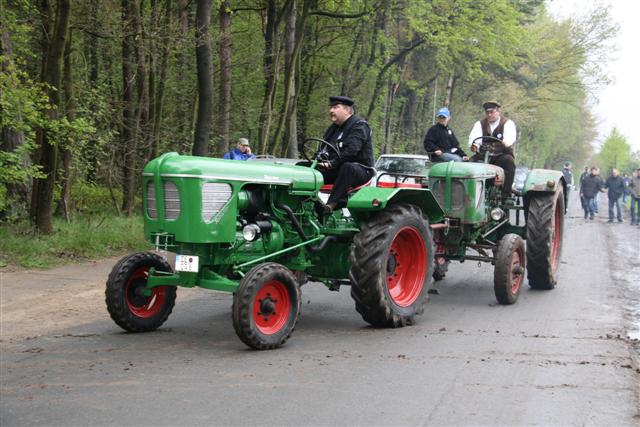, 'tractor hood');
429,161,501,180
144,152,323,192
